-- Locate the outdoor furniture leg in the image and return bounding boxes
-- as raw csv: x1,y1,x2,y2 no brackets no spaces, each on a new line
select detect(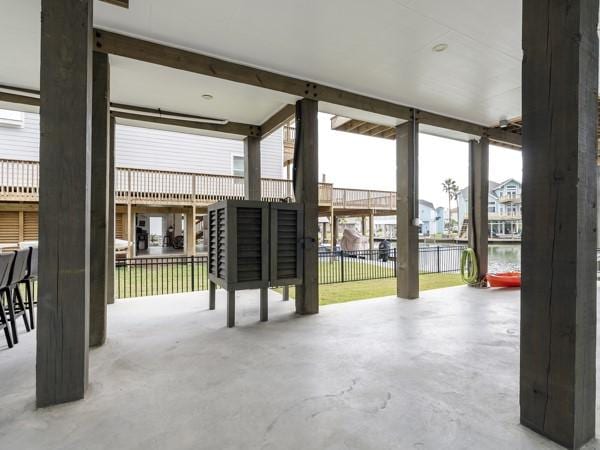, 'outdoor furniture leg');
260,288,268,322
227,289,235,328
5,289,18,344
209,281,216,310
0,293,12,348
25,280,34,329
282,286,289,301
12,287,30,332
